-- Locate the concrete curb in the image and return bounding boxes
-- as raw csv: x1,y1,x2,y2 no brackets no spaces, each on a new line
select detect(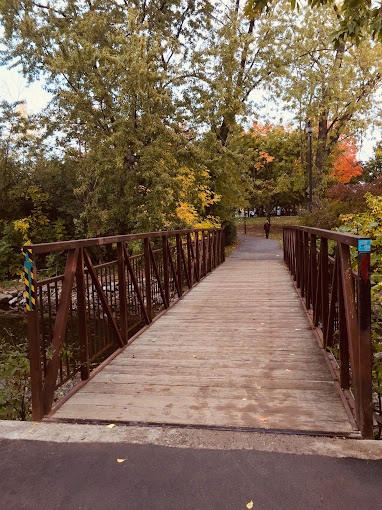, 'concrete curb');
1,420,382,460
